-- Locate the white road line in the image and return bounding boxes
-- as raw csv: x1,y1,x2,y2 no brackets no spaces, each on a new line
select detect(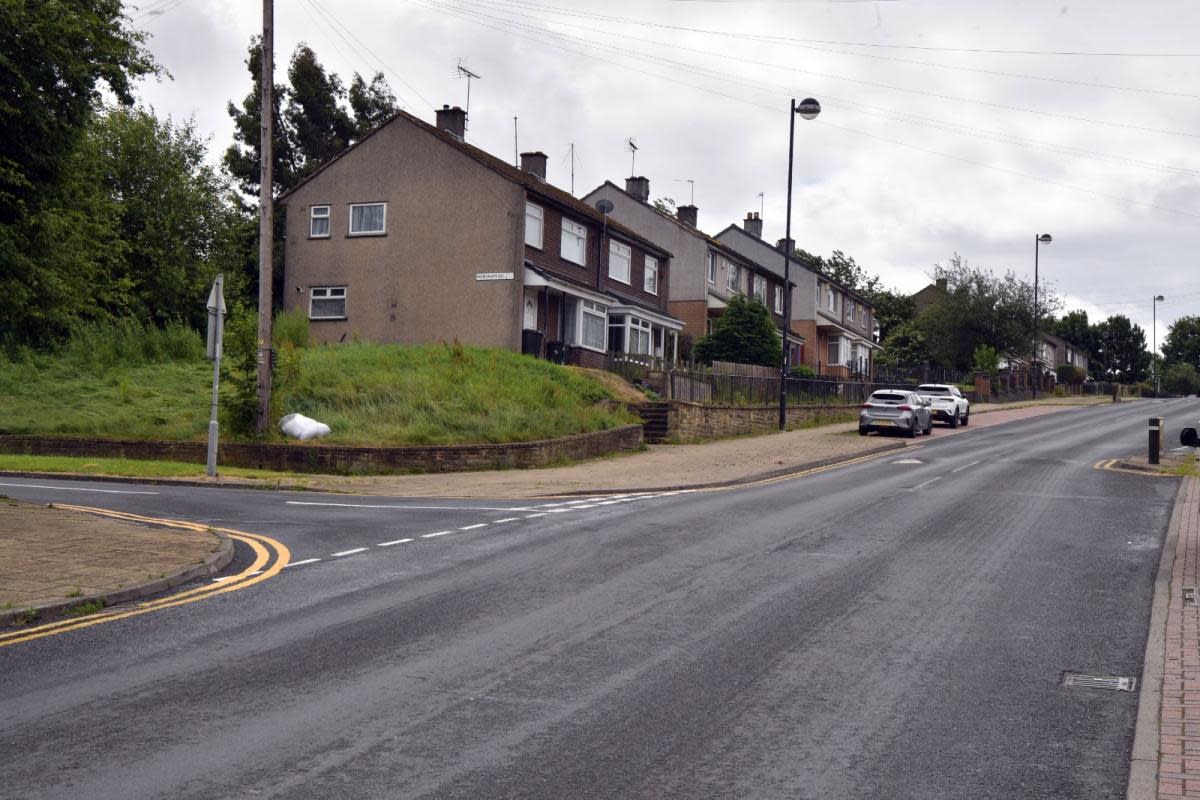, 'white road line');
910,477,943,491
492,517,520,523
0,482,159,495
376,538,412,547
331,547,368,557
284,501,536,512
284,558,322,567
422,530,453,538
952,460,982,473
211,576,236,582
524,512,547,518
571,504,599,509
459,523,488,531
